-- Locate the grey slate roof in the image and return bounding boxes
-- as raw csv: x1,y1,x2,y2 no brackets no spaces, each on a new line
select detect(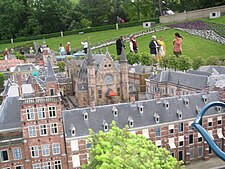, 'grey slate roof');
13,64,37,72
0,97,21,131
46,57,57,82
129,65,152,74
149,71,208,90
198,66,225,75
63,91,221,138
1,80,12,96
187,70,211,76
